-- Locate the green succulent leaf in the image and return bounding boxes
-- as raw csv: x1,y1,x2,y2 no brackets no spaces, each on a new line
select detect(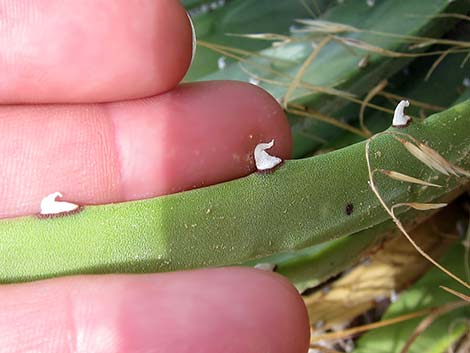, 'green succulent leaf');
1,100,468,284
252,41,470,291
